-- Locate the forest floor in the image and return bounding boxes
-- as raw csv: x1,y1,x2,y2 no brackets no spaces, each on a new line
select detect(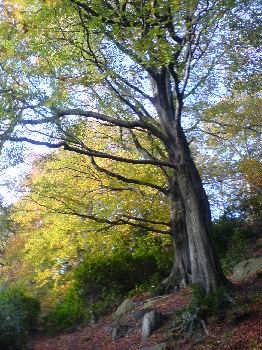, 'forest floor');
30,273,262,350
